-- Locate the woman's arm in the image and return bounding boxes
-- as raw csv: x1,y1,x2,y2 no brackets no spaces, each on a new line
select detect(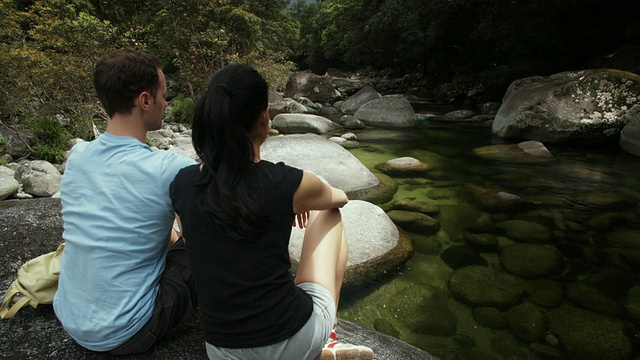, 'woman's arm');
293,171,348,214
